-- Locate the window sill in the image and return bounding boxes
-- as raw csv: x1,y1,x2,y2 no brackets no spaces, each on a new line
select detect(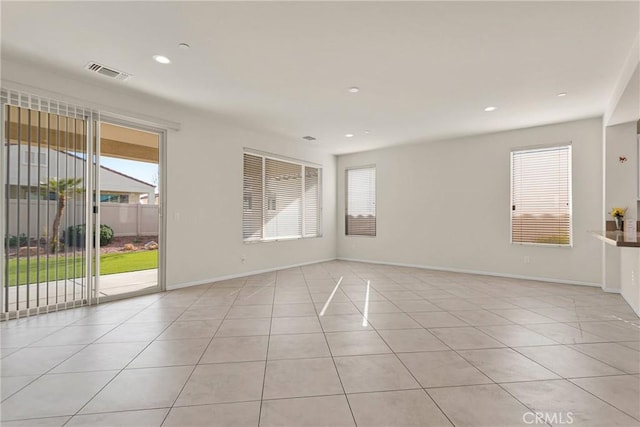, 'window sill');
510,241,573,248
